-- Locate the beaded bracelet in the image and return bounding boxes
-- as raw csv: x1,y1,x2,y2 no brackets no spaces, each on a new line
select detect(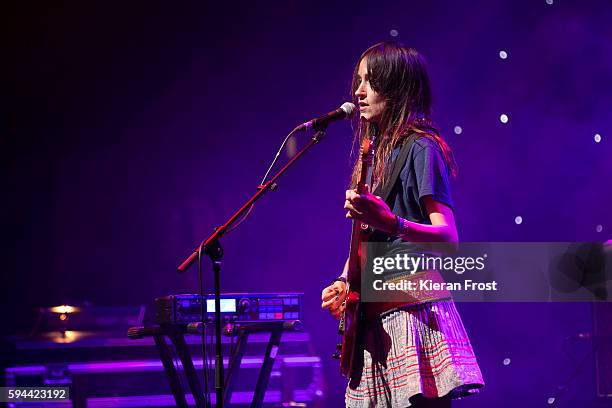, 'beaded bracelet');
395,214,409,238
